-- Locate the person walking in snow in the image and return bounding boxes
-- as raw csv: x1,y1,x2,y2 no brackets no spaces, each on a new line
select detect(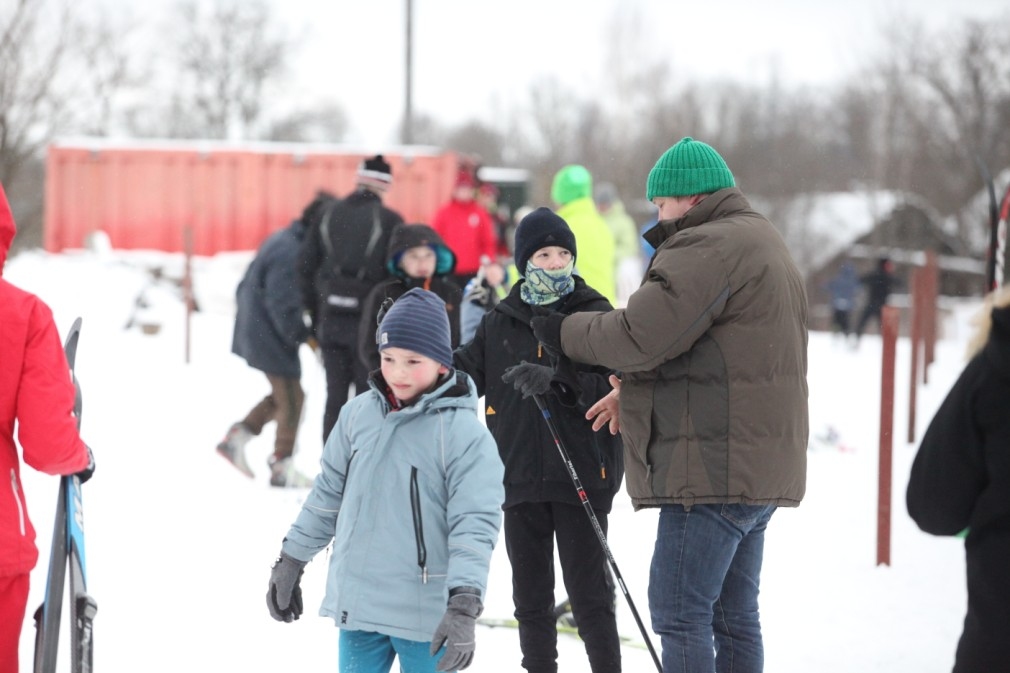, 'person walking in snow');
824,261,860,338
357,223,462,373
532,137,808,673
454,207,625,673
0,182,94,673
299,156,404,443
854,256,901,340
216,207,314,488
267,288,504,673
907,285,1010,673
